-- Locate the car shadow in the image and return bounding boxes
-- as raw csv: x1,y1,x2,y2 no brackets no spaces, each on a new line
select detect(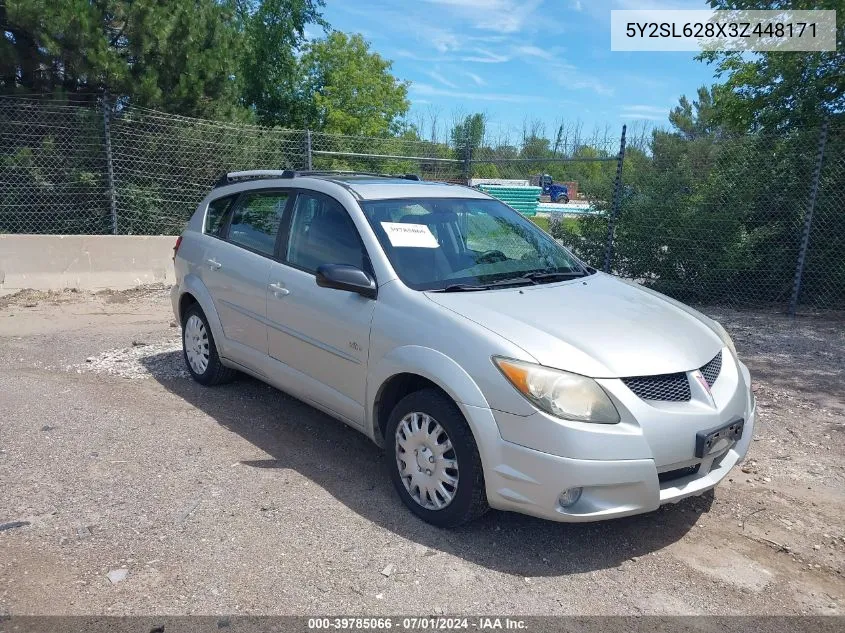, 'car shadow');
141,351,710,577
